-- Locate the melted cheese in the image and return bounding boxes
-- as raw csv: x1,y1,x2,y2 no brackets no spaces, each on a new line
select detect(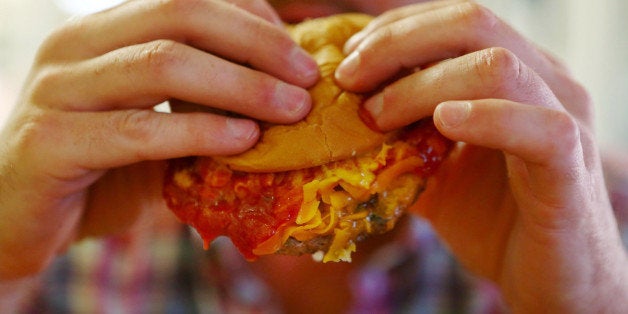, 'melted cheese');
173,169,193,189
251,138,435,262
253,144,393,262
